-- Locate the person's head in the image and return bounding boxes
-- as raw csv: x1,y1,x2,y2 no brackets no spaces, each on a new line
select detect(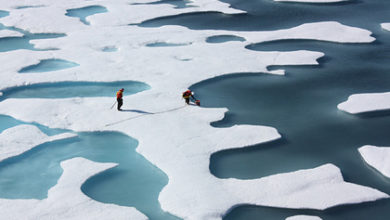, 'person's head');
120,88,124,92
